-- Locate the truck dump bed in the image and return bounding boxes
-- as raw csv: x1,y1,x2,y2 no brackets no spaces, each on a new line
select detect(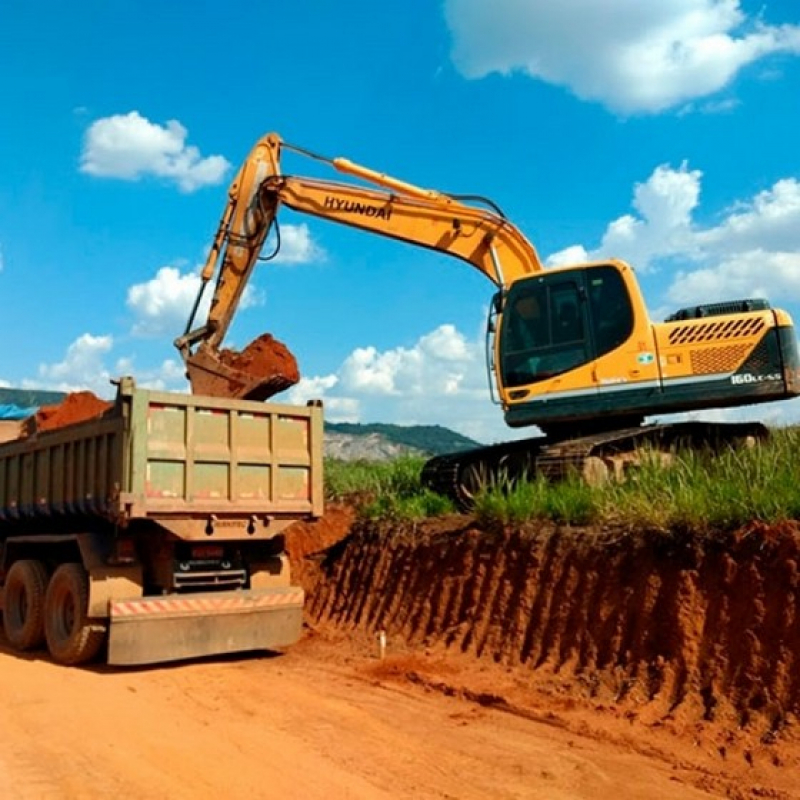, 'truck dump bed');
0,377,323,535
